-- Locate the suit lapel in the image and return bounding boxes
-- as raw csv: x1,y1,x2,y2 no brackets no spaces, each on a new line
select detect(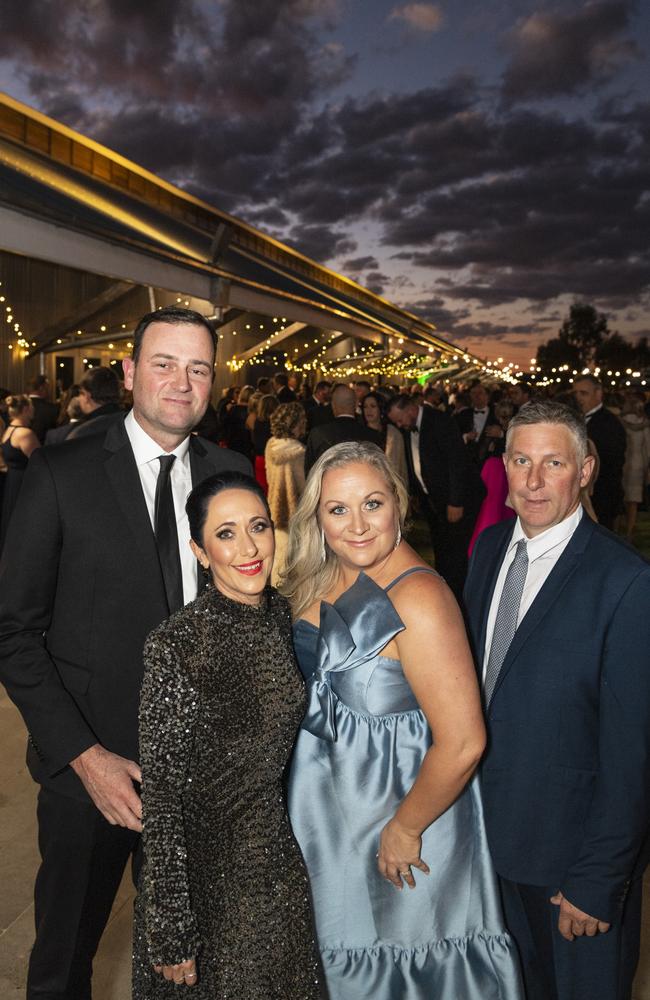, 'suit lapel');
490,514,594,702
476,524,513,662
102,418,162,570
188,434,215,487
